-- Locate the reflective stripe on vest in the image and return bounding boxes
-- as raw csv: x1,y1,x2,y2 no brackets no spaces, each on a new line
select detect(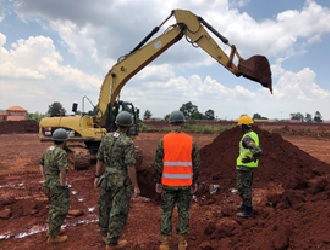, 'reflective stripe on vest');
162,133,193,186
236,131,260,168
